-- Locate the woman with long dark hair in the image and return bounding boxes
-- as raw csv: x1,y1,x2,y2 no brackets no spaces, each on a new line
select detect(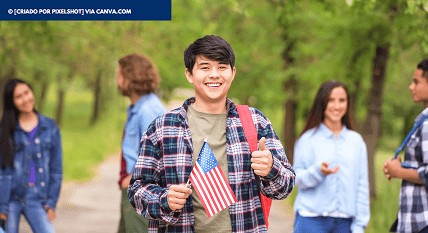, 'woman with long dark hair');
0,78,62,233
293,80,370,233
